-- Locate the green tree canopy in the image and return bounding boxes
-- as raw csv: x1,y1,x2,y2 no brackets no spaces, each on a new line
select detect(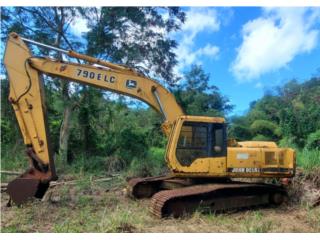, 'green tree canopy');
173,64,233,117
85,7,185,85
230,77,320,148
